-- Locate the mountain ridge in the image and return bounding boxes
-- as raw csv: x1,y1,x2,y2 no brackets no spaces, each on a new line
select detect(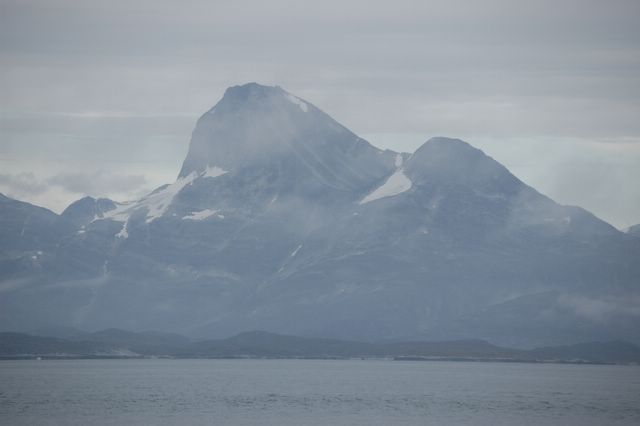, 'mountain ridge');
0,83,638,348
2,329,639,364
